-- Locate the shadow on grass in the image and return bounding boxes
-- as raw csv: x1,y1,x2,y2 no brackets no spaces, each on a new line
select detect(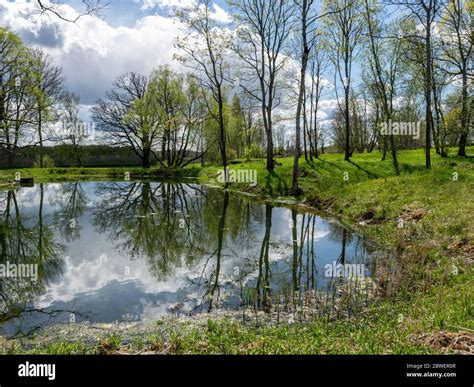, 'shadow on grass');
303,158,382,182
265,170,288,196
347,160,380,179
443,155,474,164
305,158,345,174
398,163,429,174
